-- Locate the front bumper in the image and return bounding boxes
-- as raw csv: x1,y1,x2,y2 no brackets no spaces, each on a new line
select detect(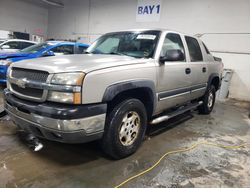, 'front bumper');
4,89,107,143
